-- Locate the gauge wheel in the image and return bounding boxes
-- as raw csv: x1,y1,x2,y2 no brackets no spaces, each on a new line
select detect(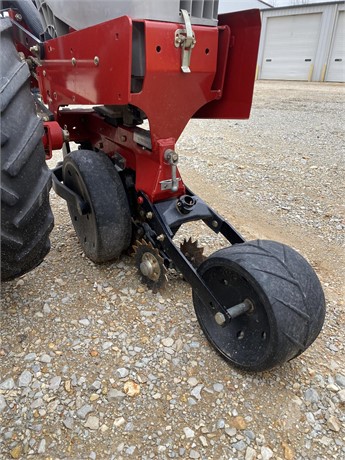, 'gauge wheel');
192,240,325,372
62,150,131,263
